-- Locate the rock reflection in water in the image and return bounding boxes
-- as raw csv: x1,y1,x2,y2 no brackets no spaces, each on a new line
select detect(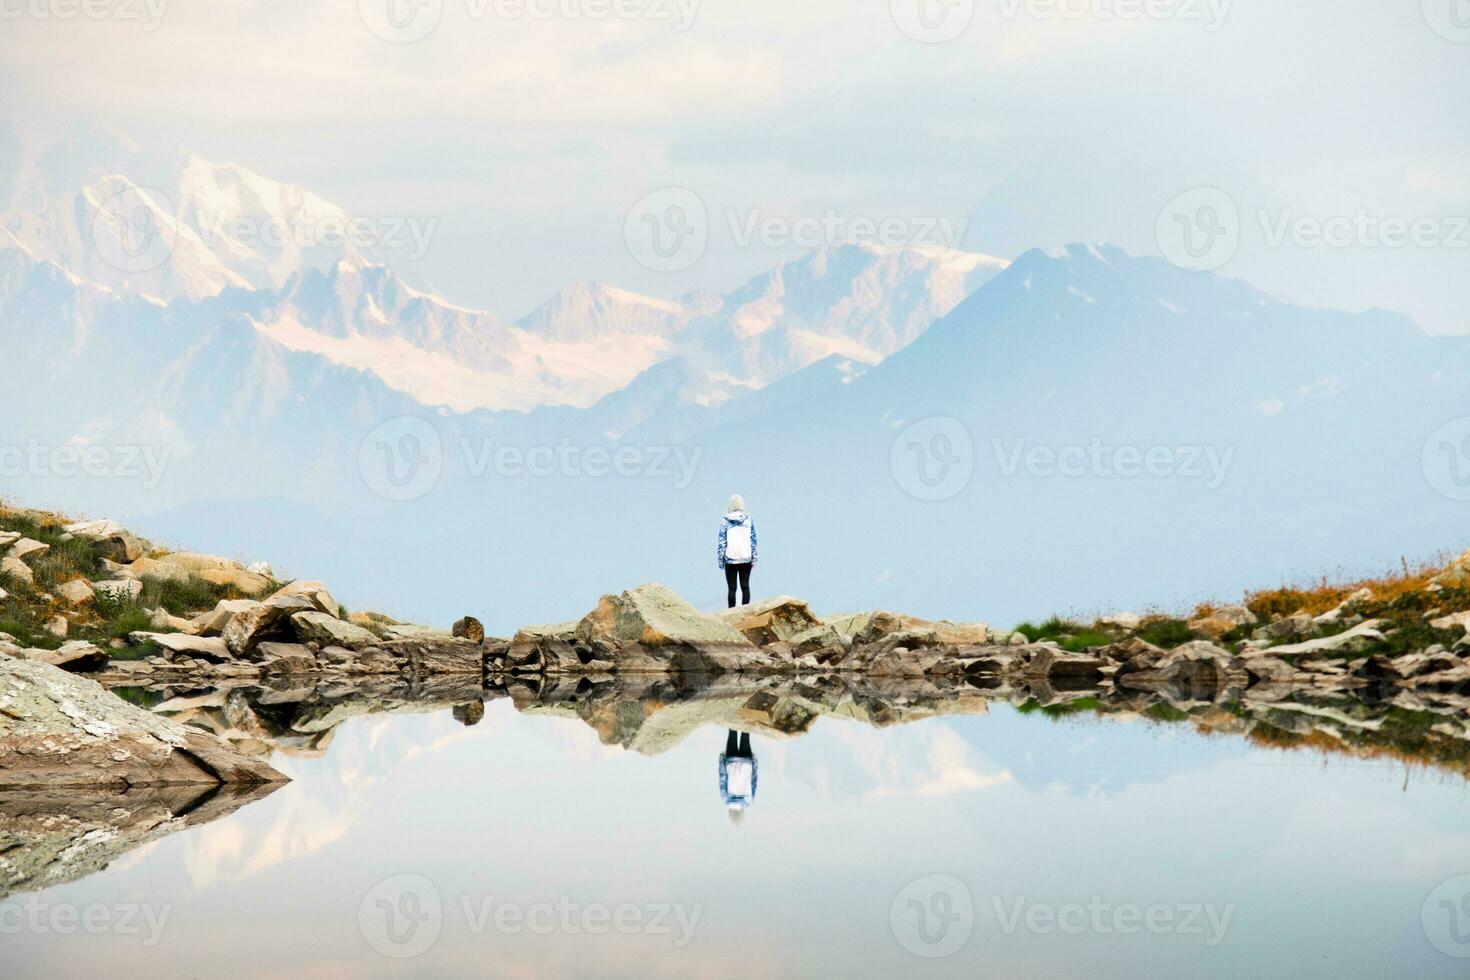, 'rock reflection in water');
0,782,283,901
104,671,1470,782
